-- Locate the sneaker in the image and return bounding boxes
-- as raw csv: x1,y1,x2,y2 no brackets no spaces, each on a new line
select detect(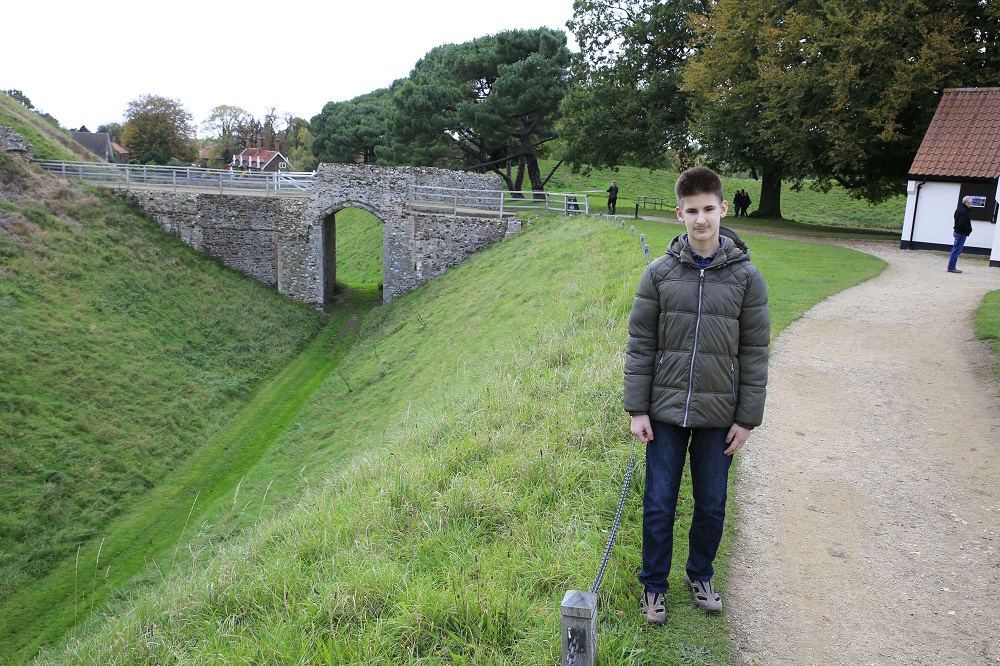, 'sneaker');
640,589,667,625
685,575,722,613
948,269,963,273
